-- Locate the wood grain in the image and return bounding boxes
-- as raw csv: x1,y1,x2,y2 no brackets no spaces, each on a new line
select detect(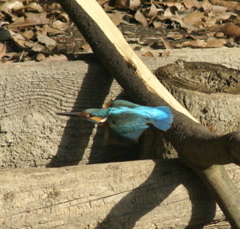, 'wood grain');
1,49,240,168
1,48,240,228
0,159,239,228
